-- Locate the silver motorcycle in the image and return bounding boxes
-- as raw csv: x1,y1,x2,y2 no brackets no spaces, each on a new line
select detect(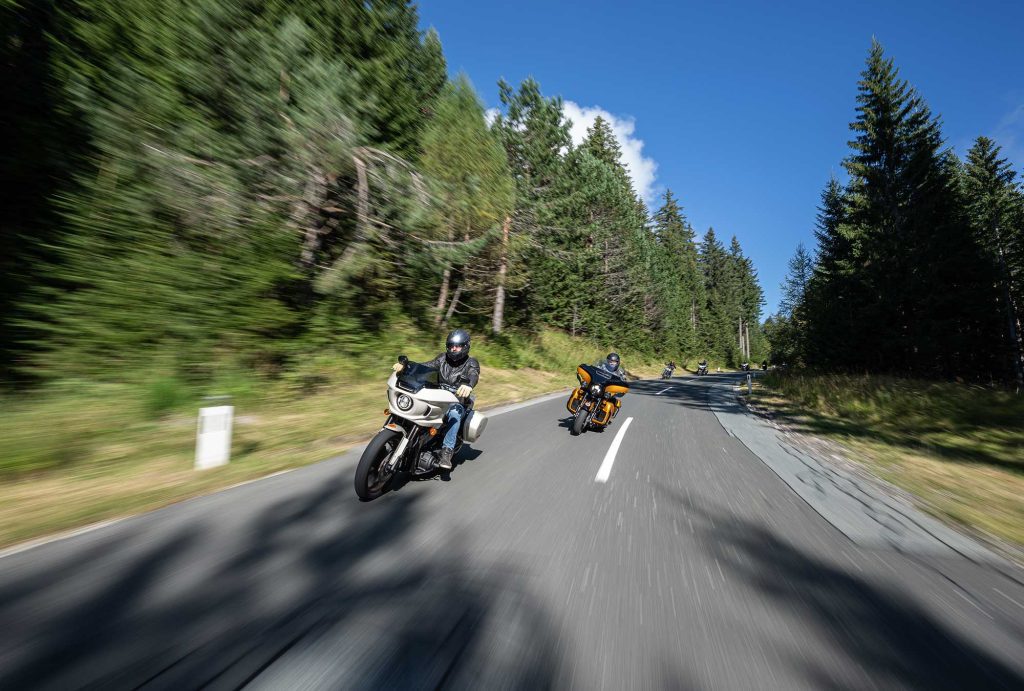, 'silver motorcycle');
354,356,487,500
